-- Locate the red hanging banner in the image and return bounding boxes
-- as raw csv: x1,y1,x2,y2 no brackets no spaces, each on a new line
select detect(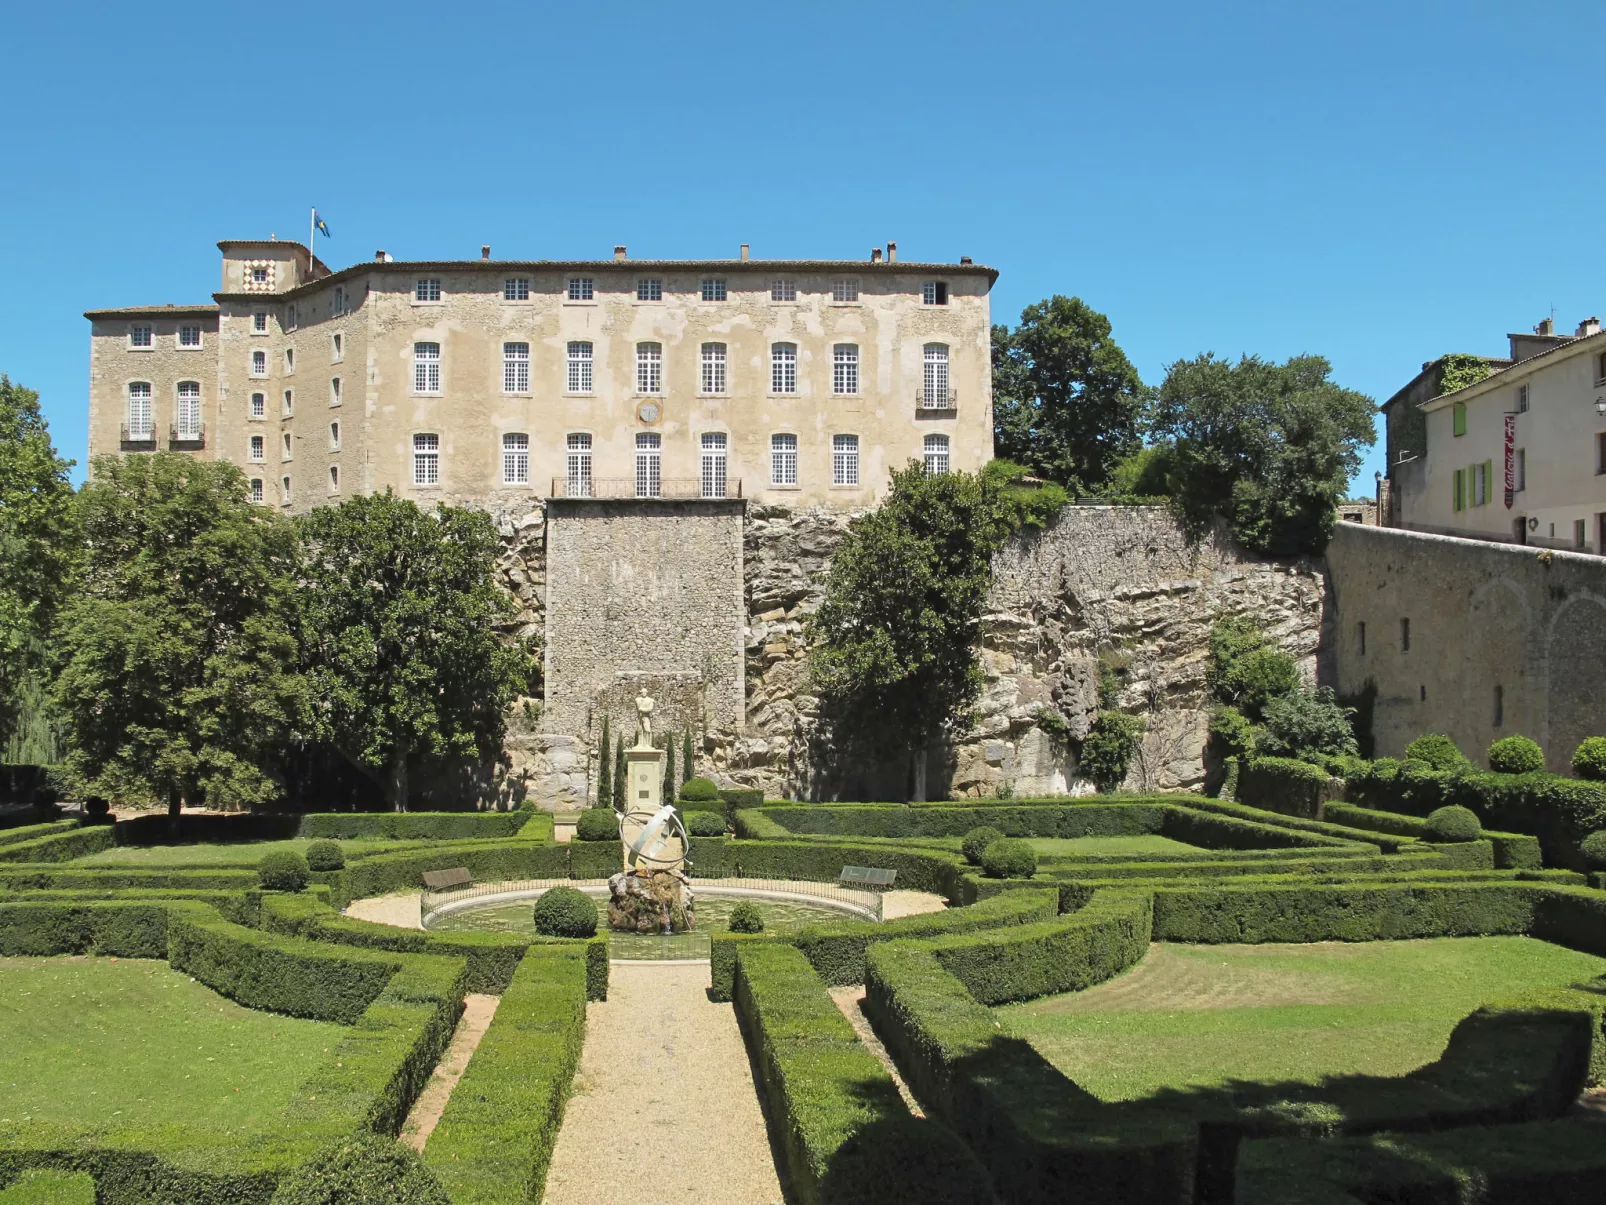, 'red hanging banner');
1503,414,1516,509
